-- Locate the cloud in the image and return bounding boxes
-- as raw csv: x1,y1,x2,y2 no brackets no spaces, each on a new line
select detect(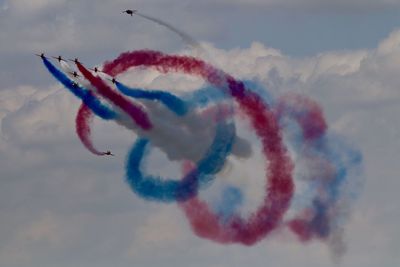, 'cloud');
201,0,400,11
7,0,66,15
1,29,400,267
